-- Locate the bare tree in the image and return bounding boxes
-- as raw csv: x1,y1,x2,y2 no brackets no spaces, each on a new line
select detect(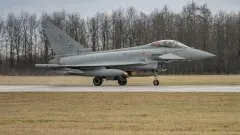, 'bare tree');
20,12,29,63
5,13,17,69
67,13,87,47
0,17,4,66
97,12,110,50
213,11,227,73
51,10,66,29
125,7,138,47
39,12,51,63
237,12,240,73
88,16,98,51
67,13,80,41
111,8,125,49
0,17,3,37
28,13,38,67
